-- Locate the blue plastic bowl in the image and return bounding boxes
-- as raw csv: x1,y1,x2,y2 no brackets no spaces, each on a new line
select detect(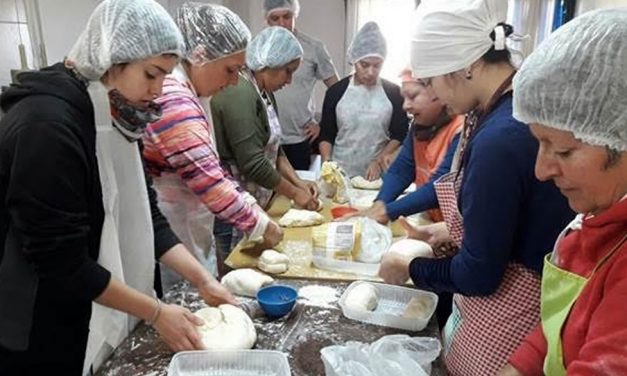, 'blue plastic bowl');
256,285,298,318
